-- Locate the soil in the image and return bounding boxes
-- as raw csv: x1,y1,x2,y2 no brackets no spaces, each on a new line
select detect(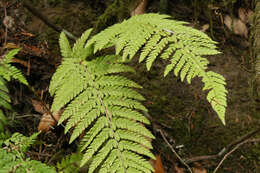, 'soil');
0,0,259,172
